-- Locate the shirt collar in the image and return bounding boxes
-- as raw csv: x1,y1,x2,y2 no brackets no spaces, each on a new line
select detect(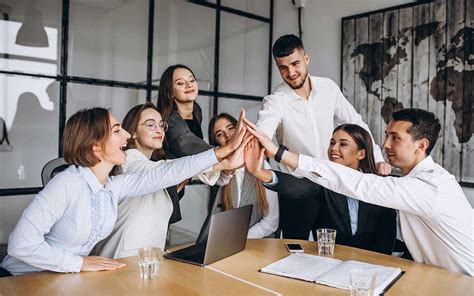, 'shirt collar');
79,166,112,194
281,75,315,101
125,148,148,161
406,155,434,177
